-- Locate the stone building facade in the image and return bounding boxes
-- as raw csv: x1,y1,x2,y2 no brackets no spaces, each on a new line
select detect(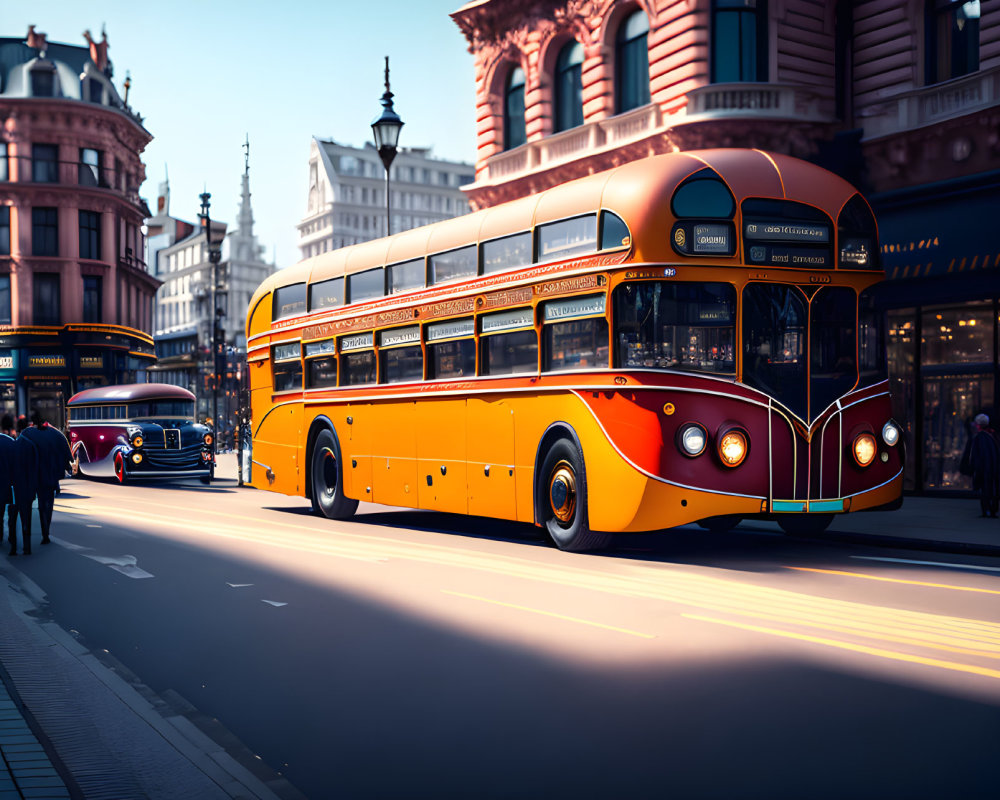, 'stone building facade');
450,0,1000,493
0,26,157,428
